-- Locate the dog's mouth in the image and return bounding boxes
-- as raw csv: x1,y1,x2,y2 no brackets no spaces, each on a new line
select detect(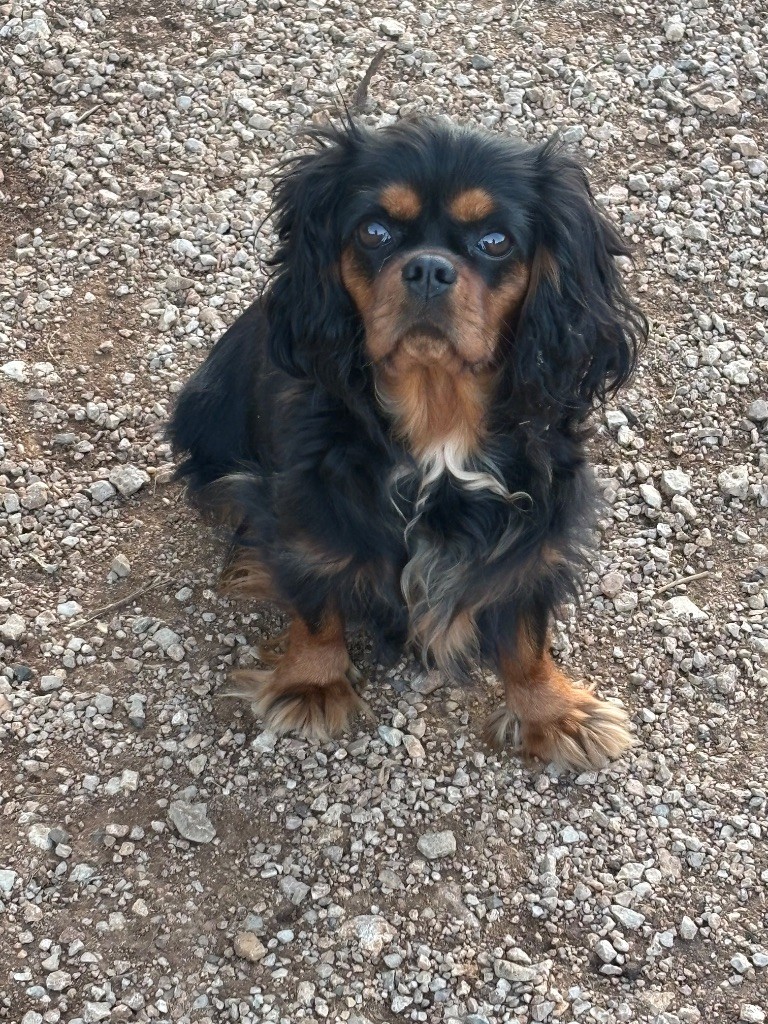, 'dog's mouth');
380,322,490,373
400,322,451,356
